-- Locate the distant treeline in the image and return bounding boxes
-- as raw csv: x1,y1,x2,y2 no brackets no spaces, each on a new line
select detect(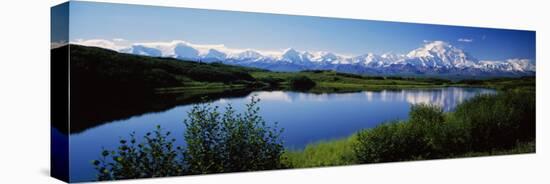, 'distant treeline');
301,69,536,87
457,76,535,85
301,69,452,84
